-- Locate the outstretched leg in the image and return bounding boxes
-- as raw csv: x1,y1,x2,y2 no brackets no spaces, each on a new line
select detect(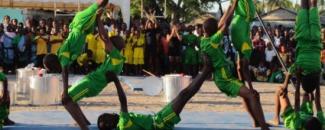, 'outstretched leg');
239,87,269,130
171,57,212,115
